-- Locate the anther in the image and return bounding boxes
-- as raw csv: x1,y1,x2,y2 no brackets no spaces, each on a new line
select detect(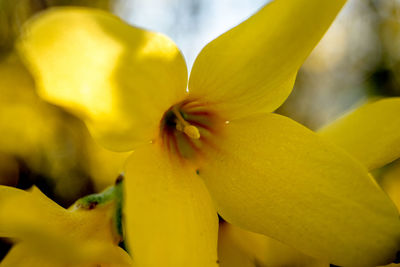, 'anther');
184,125,200,139
172,106,201,140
